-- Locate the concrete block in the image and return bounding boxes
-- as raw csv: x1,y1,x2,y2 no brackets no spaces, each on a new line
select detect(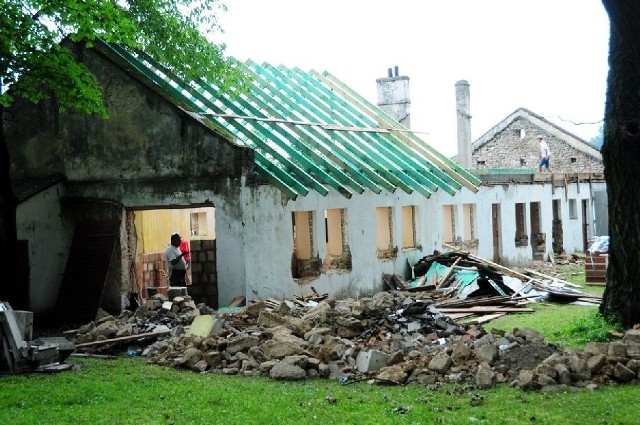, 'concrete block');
186,315,223,337
356,349,389,373
167,287,188,300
